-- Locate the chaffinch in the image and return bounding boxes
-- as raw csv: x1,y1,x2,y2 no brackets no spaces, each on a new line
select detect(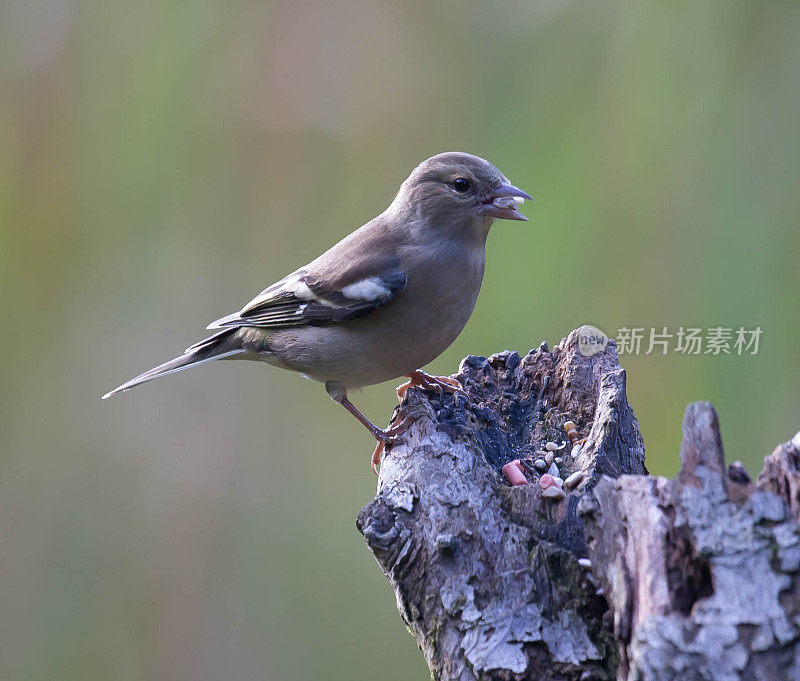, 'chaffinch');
103,152,531,471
